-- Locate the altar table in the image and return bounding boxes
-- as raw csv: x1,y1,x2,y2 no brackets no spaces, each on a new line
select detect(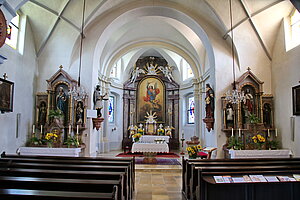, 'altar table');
228,149,292,159
18,147,83,157
131,143,169,153
136,135,170,143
